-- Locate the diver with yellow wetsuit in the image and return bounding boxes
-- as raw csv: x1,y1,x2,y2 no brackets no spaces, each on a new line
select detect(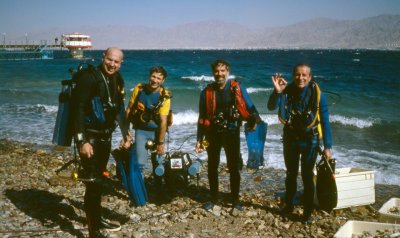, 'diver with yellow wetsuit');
125,66,171,202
